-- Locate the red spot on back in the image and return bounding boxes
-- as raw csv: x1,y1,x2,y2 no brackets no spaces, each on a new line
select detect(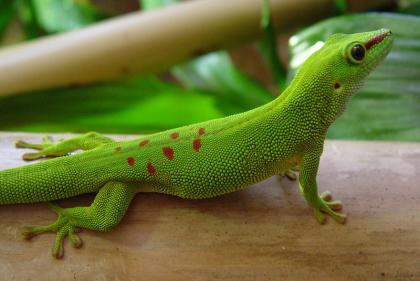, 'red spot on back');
115,146,121,152
193,138,202,152
170,132,179,139
198,127,205,136
365,33,386,50
162,146,174,160
147,162,156,175
139,139,149,147
127,157,135,166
